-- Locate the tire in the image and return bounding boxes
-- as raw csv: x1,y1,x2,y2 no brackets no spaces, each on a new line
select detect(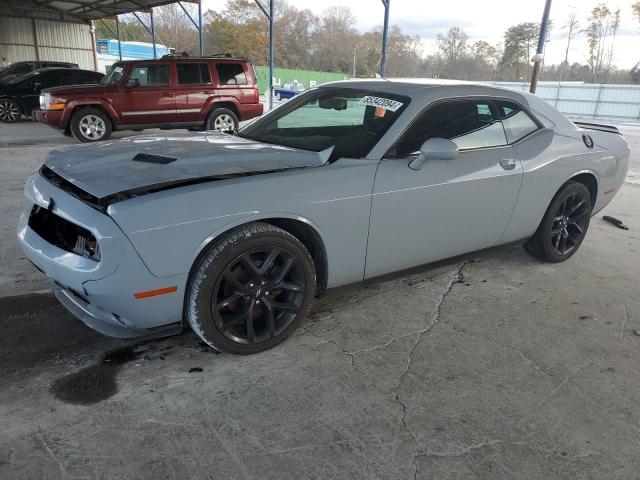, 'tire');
0,98,21,123
187,222,316,354
70,108,112,142
524,181,592,263
205,107,238,132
